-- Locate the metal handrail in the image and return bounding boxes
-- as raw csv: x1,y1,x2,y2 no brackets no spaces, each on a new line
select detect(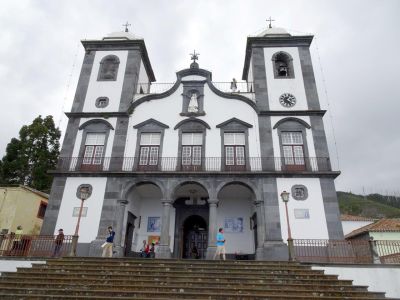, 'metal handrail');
55,156,332,173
